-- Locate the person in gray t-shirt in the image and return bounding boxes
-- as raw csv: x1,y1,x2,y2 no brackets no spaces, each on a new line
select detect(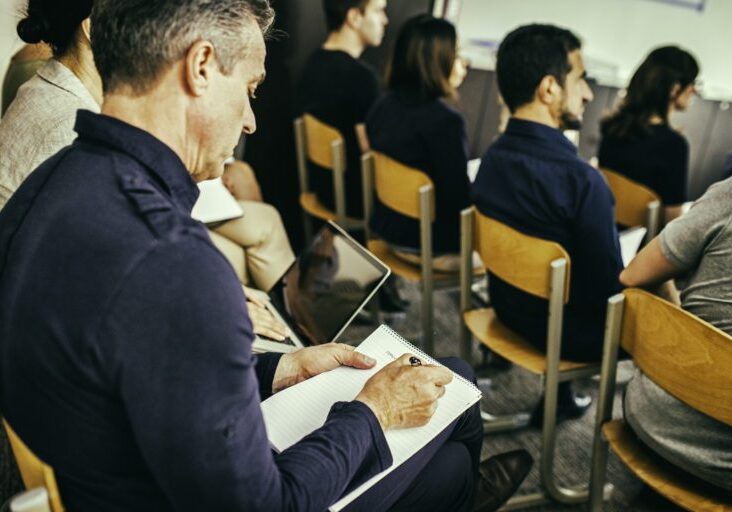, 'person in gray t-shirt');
620,176,732,491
